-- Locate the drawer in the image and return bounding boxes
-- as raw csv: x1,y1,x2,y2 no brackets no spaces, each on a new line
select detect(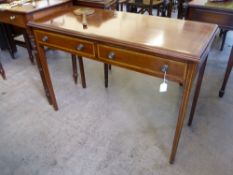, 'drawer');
0,12,25,27
35,30,95,58
98,45,187,82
